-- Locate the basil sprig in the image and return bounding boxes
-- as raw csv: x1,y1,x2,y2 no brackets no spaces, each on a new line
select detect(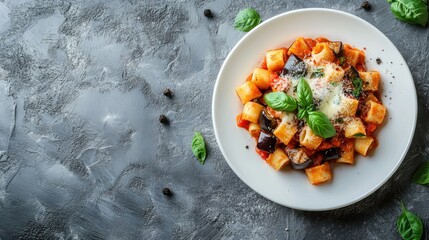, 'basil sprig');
264,78,336,138
412,162,429,185
396,202,423,240
263,92,297,112
233,8,262,32
192,131,207,164
387,0,428,26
